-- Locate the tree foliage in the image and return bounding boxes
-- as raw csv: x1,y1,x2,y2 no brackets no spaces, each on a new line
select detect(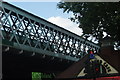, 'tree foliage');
57,2,120,48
